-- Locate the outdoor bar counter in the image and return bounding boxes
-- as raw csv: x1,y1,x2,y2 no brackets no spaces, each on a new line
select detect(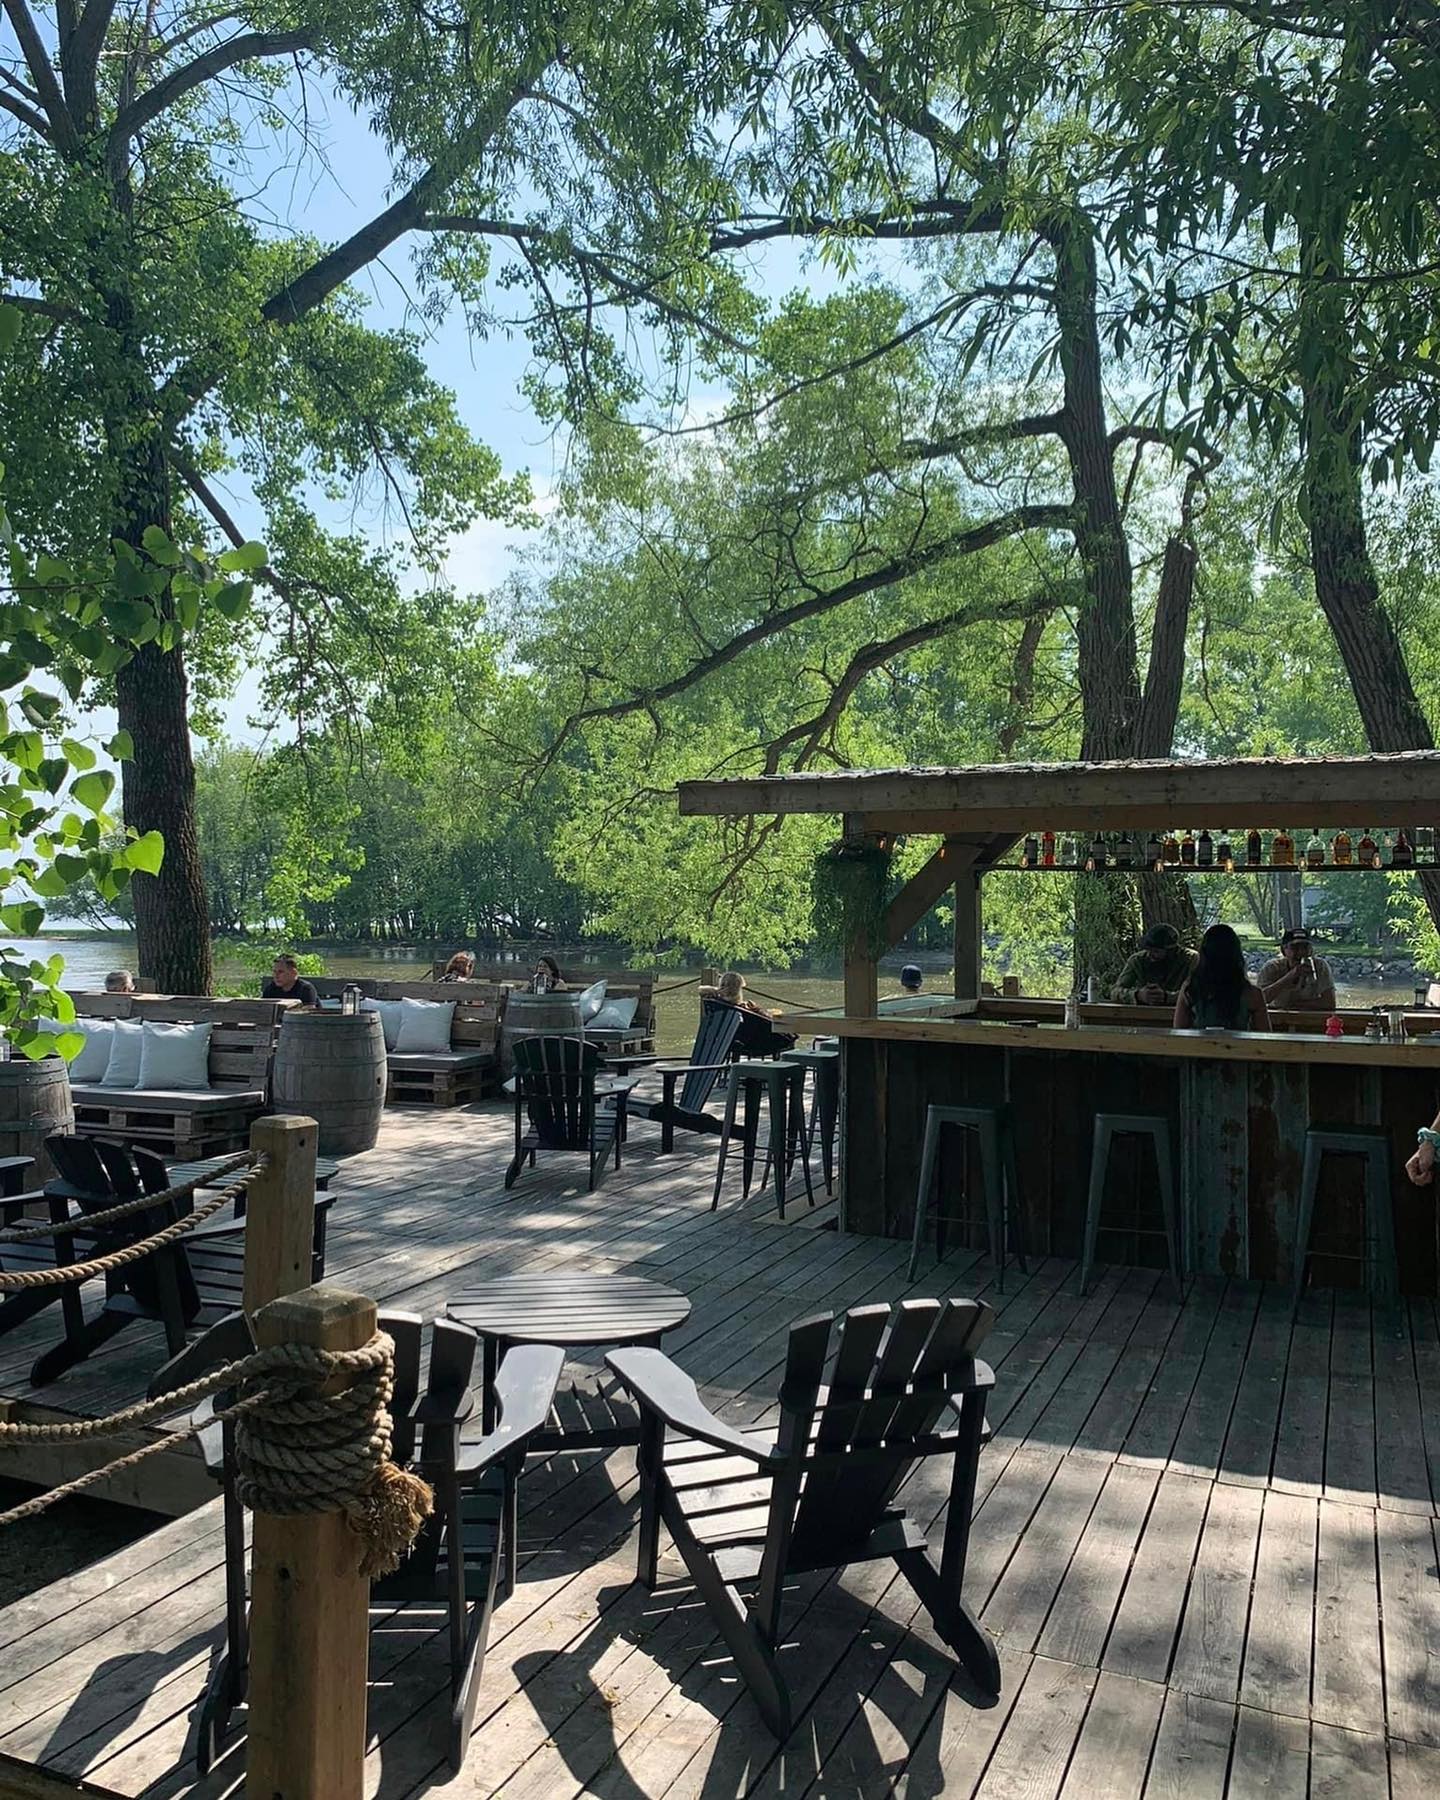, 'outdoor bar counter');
779,1006,1440,1295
